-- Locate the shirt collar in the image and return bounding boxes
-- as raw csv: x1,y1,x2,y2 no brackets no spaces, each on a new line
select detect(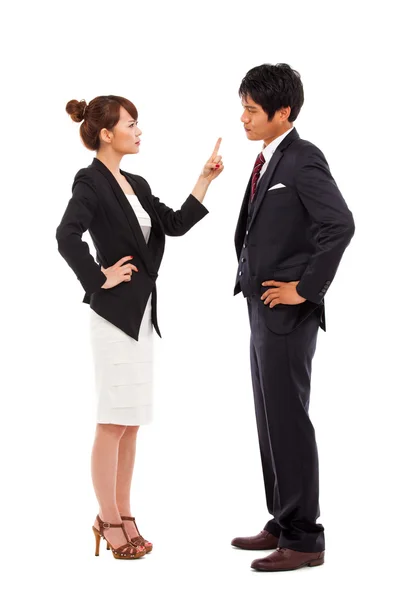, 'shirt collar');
261,126,294,160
